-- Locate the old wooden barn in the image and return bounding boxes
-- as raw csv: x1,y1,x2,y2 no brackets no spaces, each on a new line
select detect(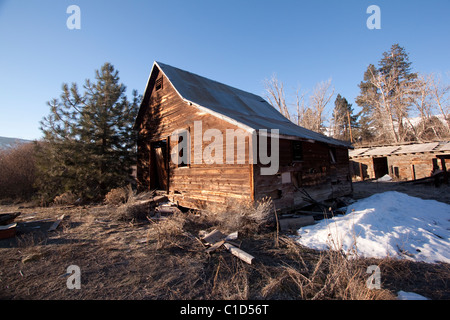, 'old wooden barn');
349,141,450,181
134,62,353,211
